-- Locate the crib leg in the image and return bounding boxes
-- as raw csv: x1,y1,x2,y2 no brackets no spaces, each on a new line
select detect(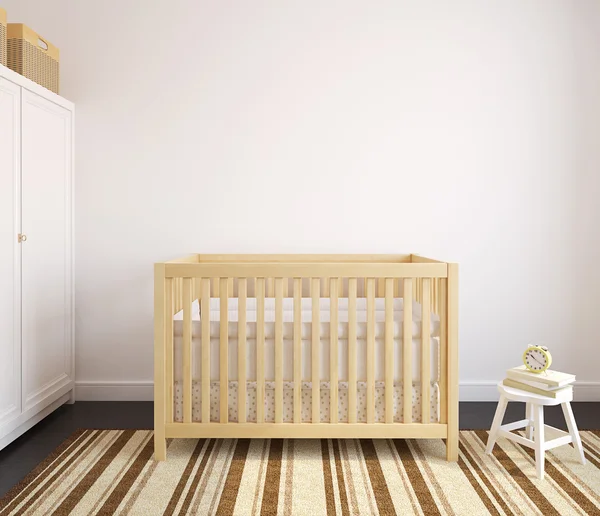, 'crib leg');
154,263,168,461
447,396,459,461
447,427,459,462
446,262,459,462
154,430,166,461
446,381,459,461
